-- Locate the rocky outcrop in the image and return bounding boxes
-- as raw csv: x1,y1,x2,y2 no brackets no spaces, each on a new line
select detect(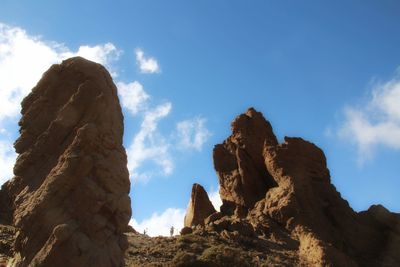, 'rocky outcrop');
257,136,360,266
213,108,278,216
184,183,216,227
1,57,131,267
0,60,398,267
209,108,400,267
